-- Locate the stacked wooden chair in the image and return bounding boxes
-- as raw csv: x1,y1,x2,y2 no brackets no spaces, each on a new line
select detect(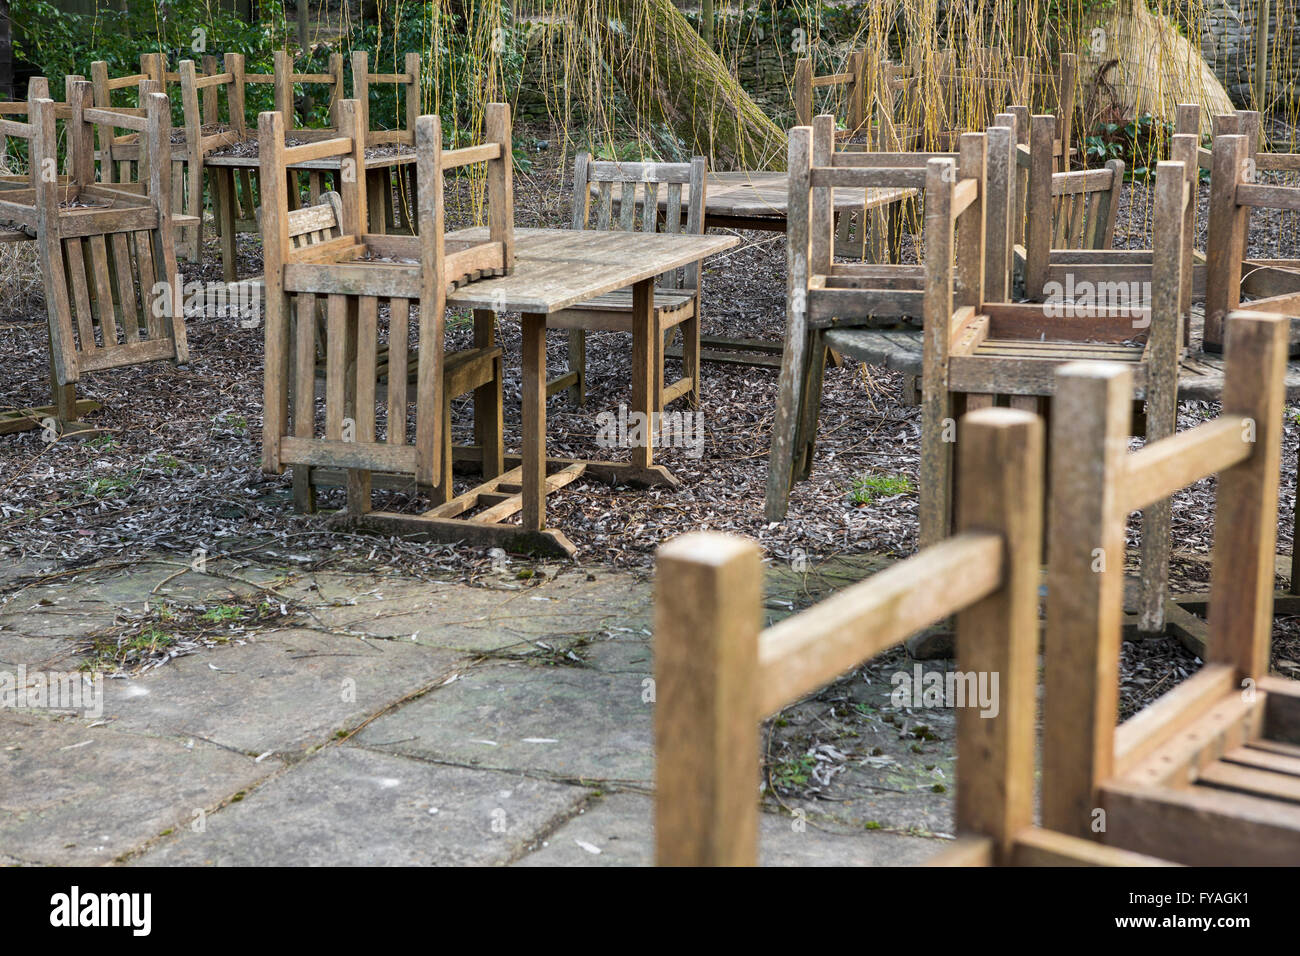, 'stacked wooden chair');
764,114,1005,524
1203,125,1300,353
545,153,707,410
1013,112,1200,340
351,51,420,233
258,99,513,515
793,50,869,139
0,80,189,437
658,406,1168,866
1041,312,1300,865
